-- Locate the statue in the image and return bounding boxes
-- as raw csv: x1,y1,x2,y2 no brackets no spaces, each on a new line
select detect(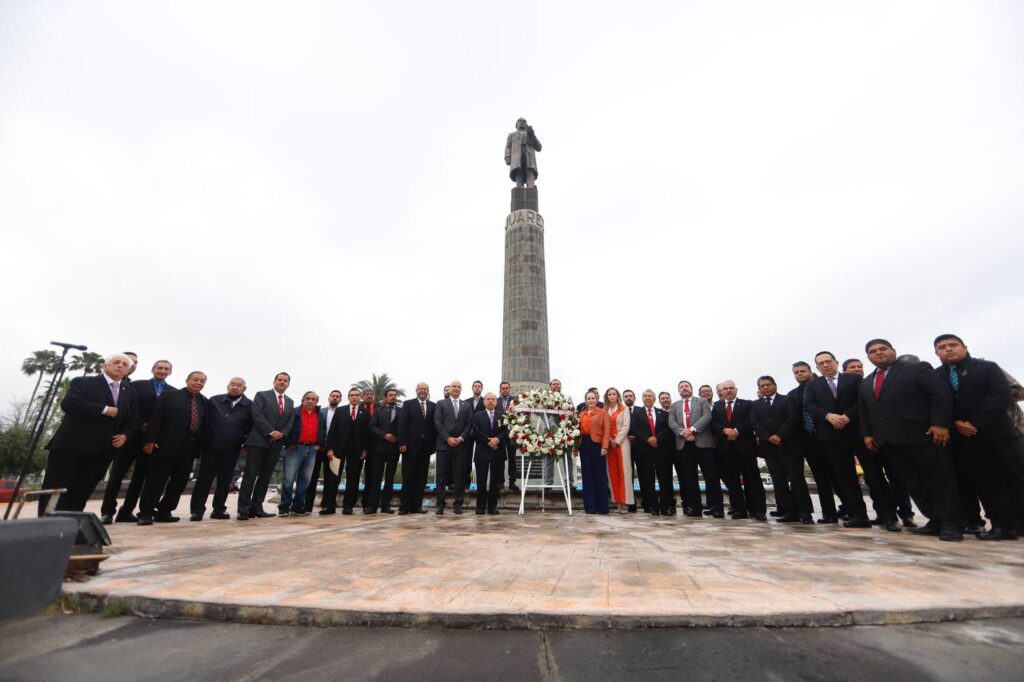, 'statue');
504,118,542,188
